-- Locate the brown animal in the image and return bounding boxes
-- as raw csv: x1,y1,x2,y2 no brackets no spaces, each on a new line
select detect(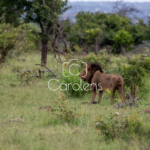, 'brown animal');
79,63,125,103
